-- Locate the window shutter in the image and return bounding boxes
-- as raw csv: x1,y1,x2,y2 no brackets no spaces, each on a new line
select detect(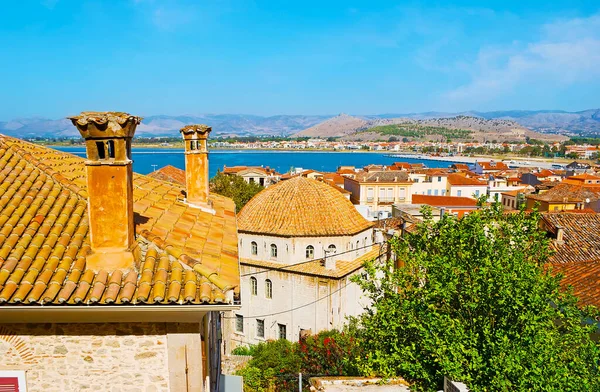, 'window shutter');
0,377,19,392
